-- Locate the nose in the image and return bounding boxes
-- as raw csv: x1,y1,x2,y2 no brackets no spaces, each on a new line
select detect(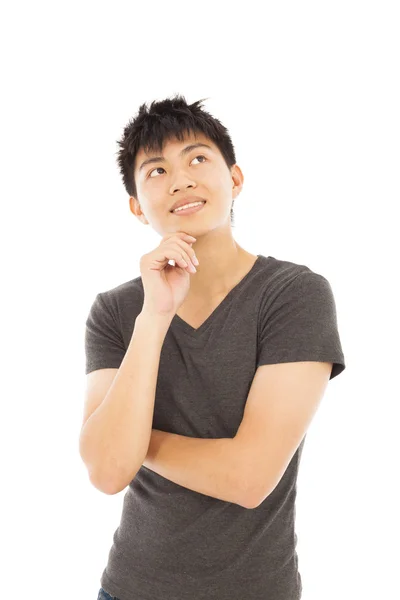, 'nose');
170,180,196,195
